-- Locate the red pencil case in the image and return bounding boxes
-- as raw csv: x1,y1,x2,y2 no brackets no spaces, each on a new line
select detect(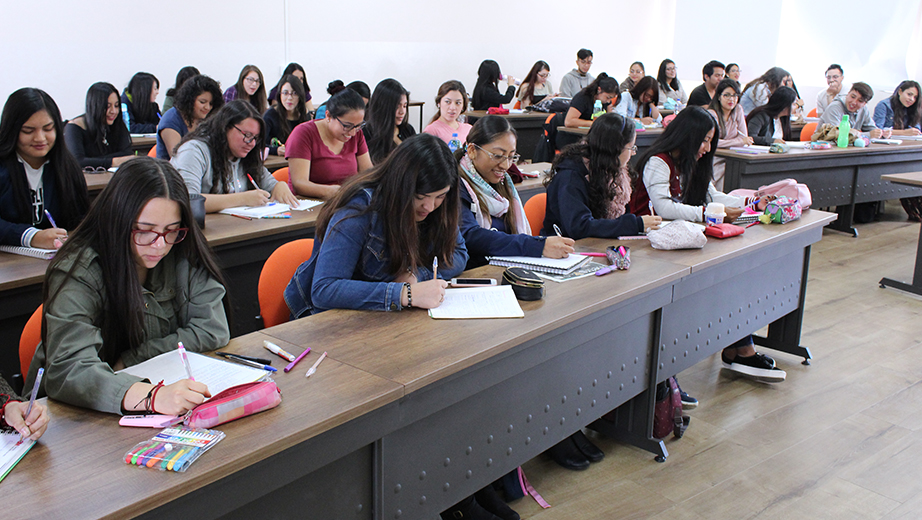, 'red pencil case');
487,107,510,115
704,223,745,239
184,381,281,429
